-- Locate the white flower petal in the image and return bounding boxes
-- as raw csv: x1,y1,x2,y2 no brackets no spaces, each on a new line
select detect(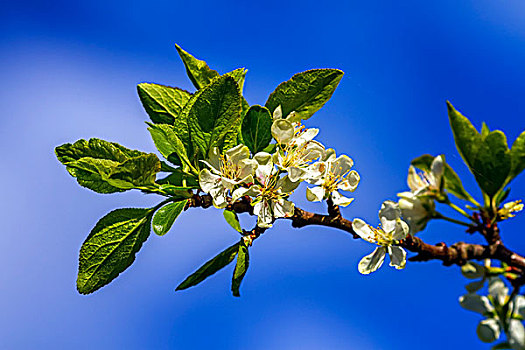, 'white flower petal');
352,218,376,243
476,318,501,343
407,166,427,193
338,170,360,192
387,246,406,270
358,247,386,275
288,166,306,182
509,319,525,350
379,201,401,233
430,155,445,187
226,144,251,164
330,190,354,207
294,128,319,145
392,219,409,241
306,186,326,202
459,294,494,315
271,119,294,144
254,200,273,228
513,295,525,319
273,105,282,120
199,169,221,193
272,199,295,219
489,277,509,306
332,155,354,175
